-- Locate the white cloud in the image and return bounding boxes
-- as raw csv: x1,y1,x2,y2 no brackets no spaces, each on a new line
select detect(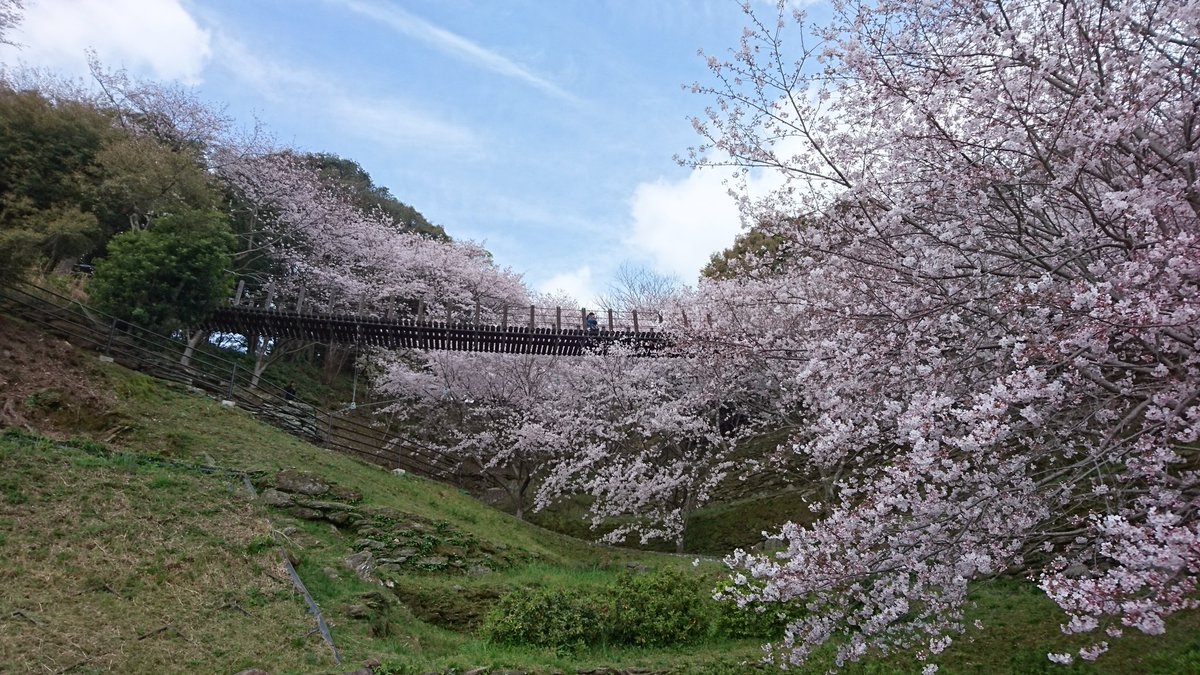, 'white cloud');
216,37,478,152
327,0,580,105
537,265,597,307
624,170,744,283
0,0,210,82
